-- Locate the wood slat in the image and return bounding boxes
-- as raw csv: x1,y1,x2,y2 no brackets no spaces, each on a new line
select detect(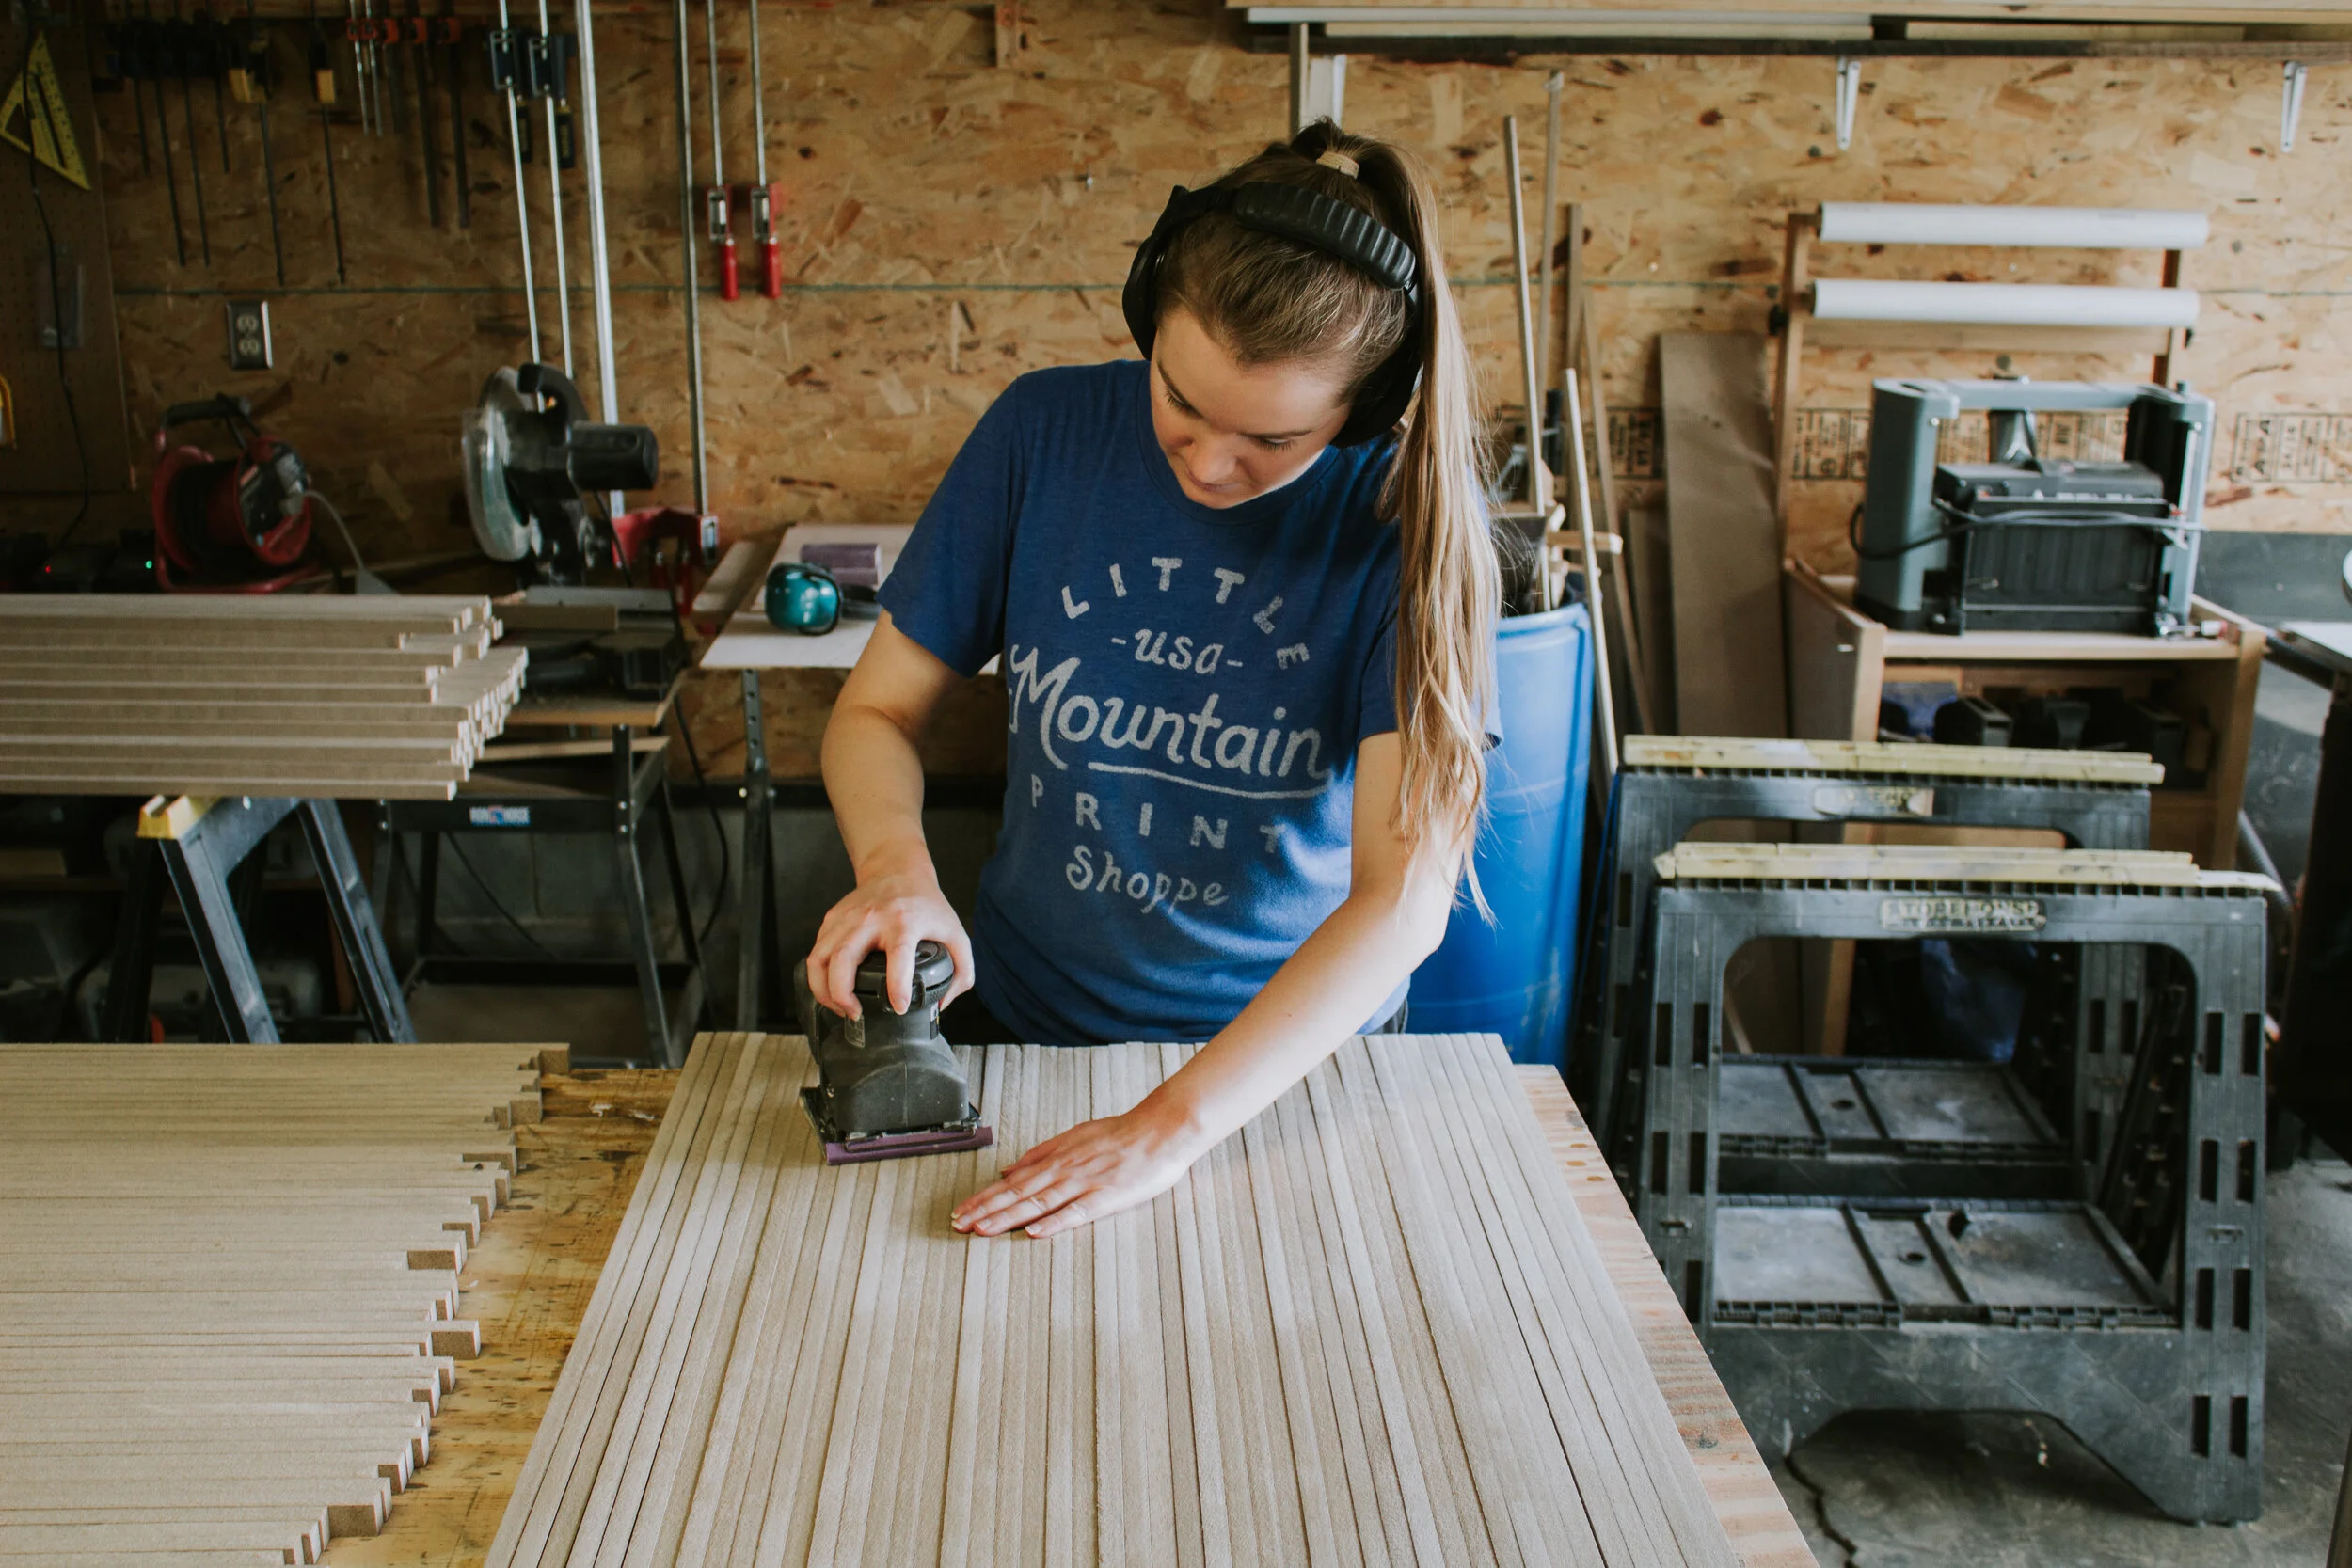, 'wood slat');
486,1032,1745,1567
0,601,523,800
0,1043,551,1565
